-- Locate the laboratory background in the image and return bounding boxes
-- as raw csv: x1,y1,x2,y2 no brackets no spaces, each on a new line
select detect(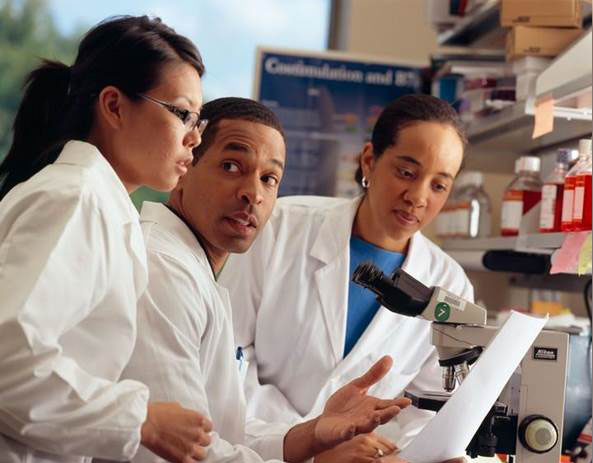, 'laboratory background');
0,0,592,462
